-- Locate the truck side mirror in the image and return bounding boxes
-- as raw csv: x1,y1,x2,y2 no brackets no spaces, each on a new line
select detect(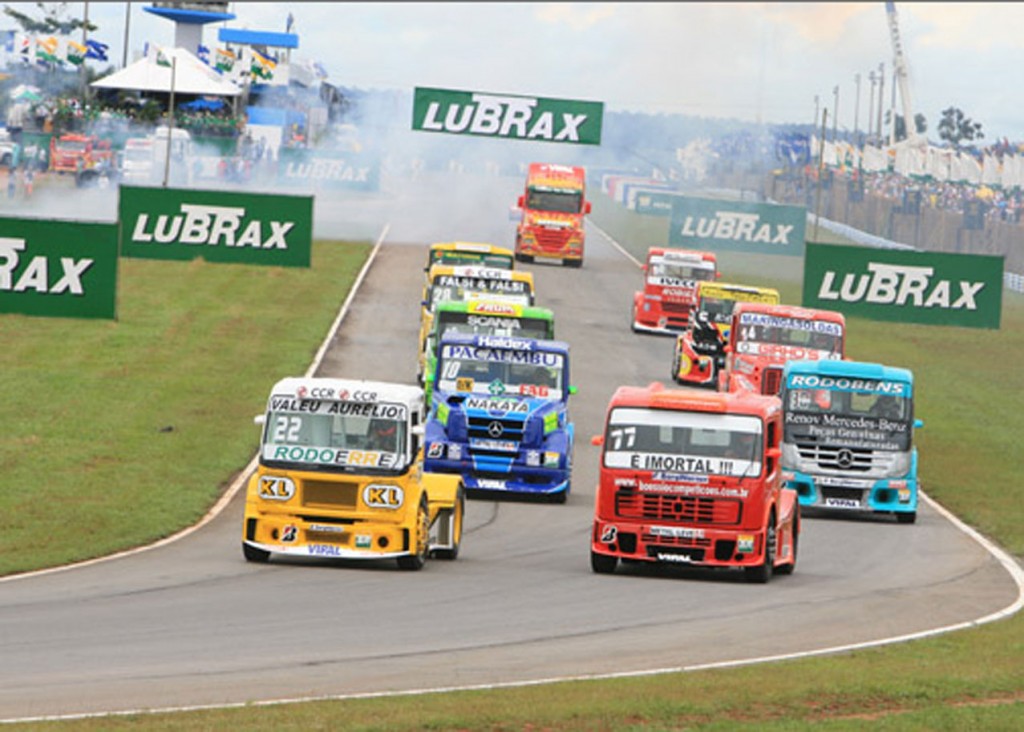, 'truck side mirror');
914,418,924,429
517,195,525,208
253,414,266,426
584,201,592,214
723,344,732,354
765,446,782,459
591,435,604,446
568,385,578,396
